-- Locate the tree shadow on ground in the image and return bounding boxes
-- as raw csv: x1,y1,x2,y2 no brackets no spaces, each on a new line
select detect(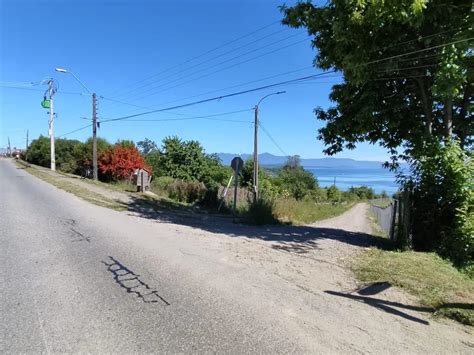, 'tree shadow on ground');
121,195,393,254
325,290,432,325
